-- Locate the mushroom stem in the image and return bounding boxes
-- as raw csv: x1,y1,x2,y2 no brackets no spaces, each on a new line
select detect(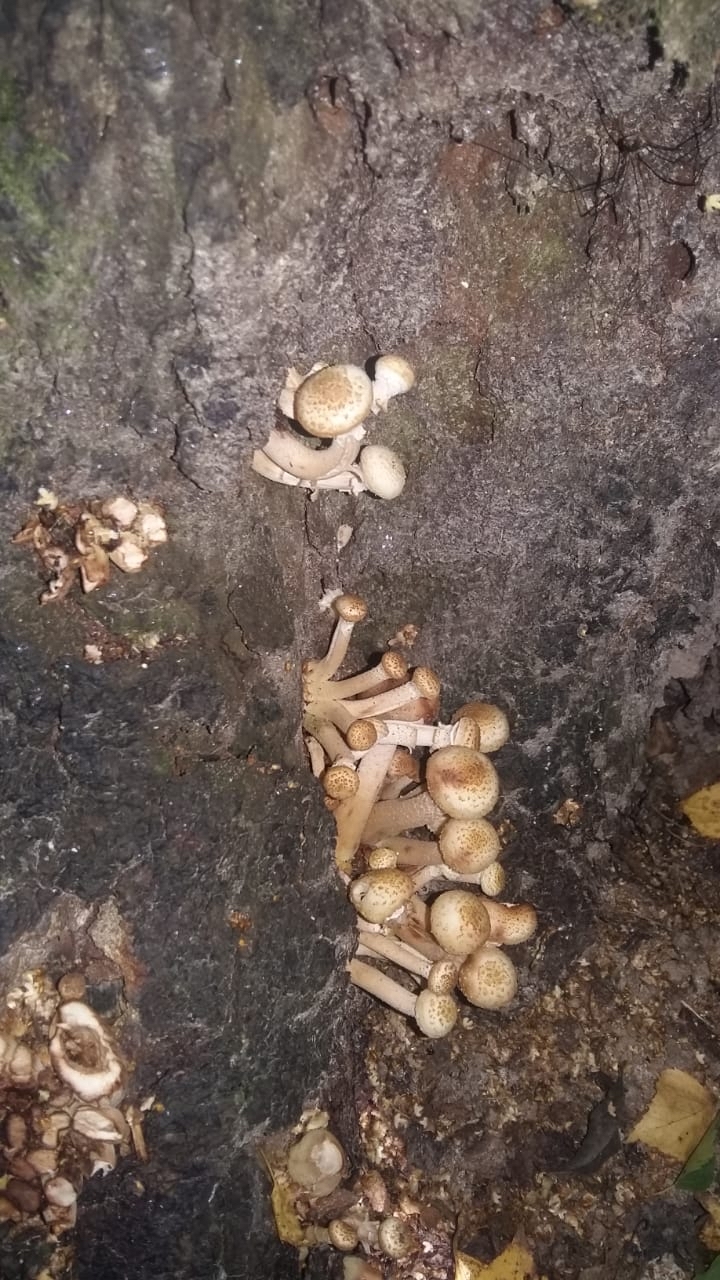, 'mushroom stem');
355,932,433,979
369,716,478,751
251,451,304,485
261,424,365,481
343,672,439,722
335,742,398,876
347,958,417,1018
323,652,408,701
303,711,354,765
387,895,449,961
303,596,367,692
383,836,443,867
362,789,446,845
